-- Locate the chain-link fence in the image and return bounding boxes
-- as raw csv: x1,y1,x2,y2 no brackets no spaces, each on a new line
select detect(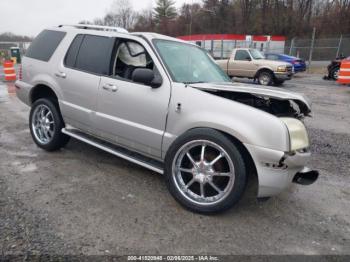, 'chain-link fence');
285,35,350,63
